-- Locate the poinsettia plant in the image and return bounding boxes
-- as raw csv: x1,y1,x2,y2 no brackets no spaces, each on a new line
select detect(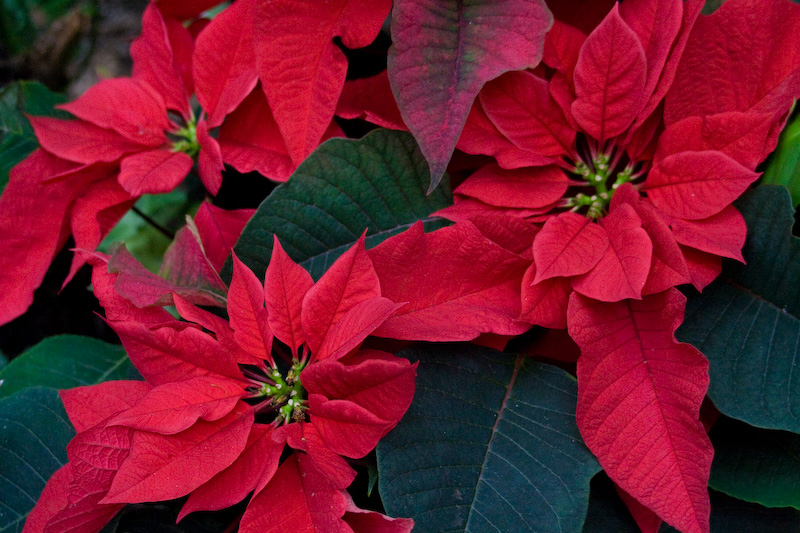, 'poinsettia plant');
1,0,800,532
